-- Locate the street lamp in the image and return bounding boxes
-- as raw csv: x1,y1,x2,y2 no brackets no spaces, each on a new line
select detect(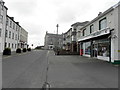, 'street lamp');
56,24,59,34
